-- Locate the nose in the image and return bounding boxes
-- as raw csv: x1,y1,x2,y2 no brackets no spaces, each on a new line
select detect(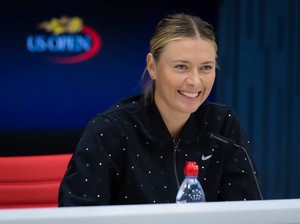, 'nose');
186,71,201,87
